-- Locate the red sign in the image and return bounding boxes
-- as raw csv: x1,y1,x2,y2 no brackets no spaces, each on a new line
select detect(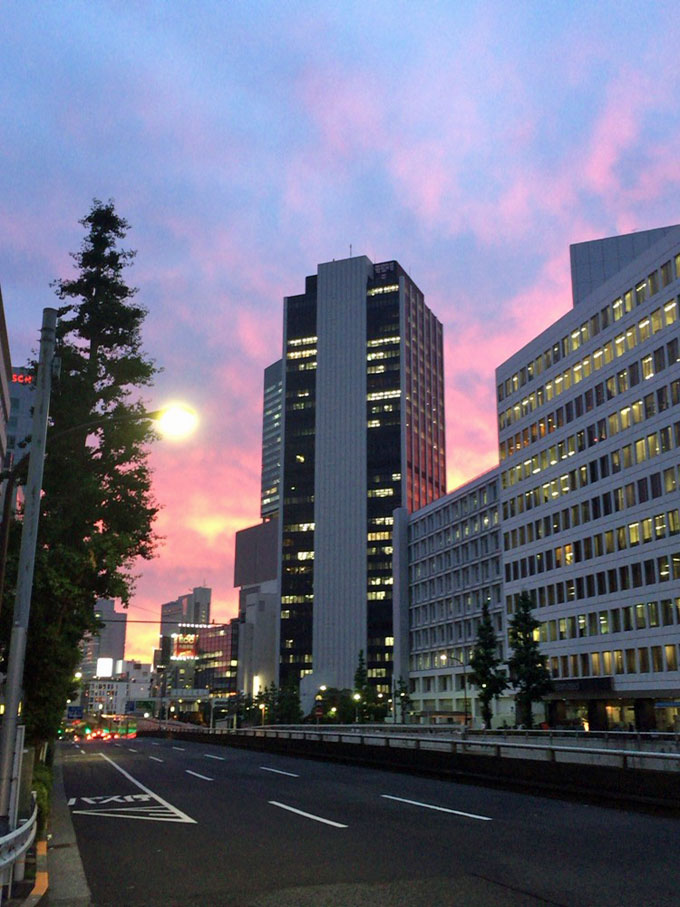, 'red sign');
172,633,198,659
12,373,33,384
